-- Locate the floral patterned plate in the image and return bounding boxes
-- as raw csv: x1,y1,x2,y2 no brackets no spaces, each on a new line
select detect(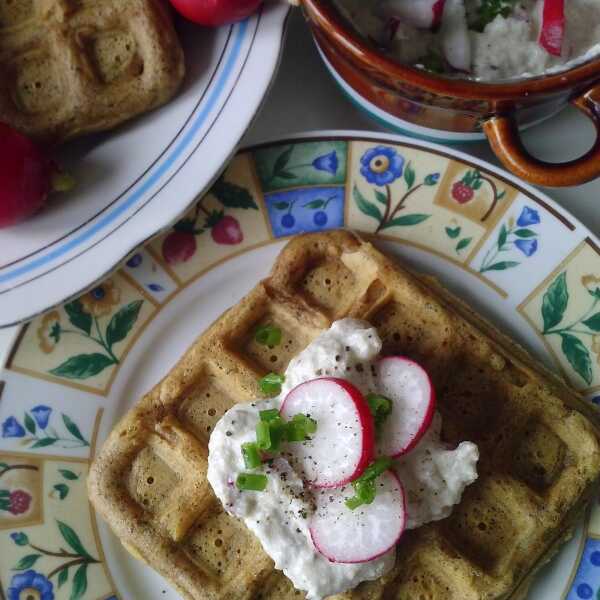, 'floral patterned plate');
1,131,600,600
0,3,290,329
